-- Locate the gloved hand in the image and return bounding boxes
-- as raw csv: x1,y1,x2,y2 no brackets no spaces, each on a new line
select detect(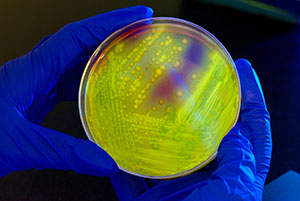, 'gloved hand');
110,59,272,201
0,6,153,177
